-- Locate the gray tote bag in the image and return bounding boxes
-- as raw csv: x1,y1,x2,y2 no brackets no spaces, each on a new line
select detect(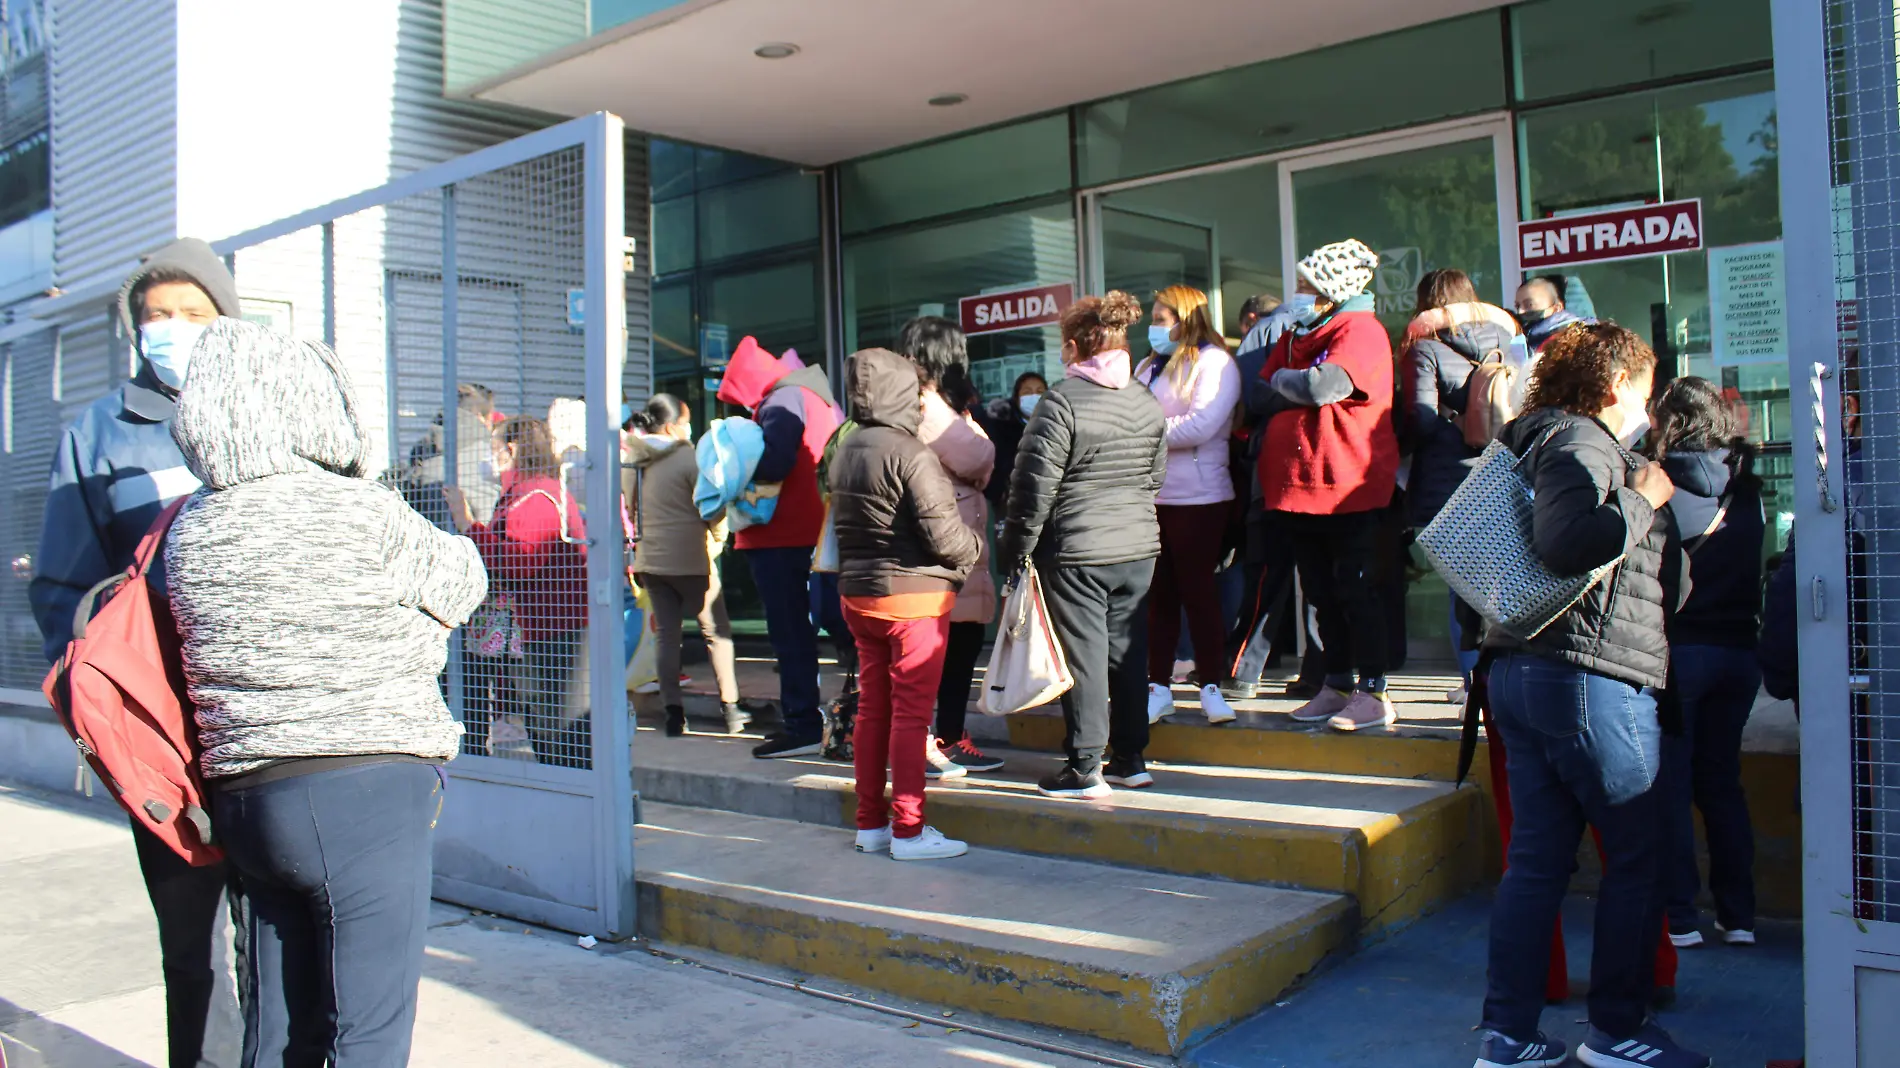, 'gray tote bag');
1415,435,1622,641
